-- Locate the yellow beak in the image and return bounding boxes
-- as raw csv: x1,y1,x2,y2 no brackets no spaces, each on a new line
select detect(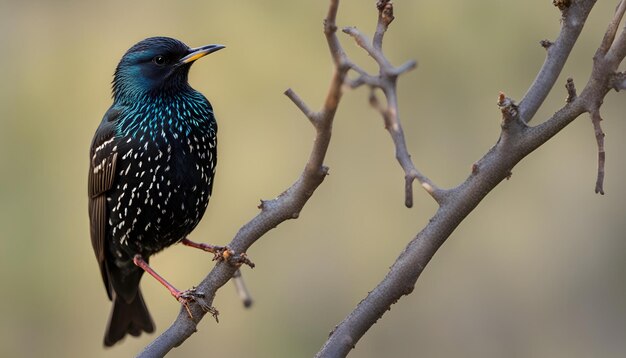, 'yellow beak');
180,44,225,64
